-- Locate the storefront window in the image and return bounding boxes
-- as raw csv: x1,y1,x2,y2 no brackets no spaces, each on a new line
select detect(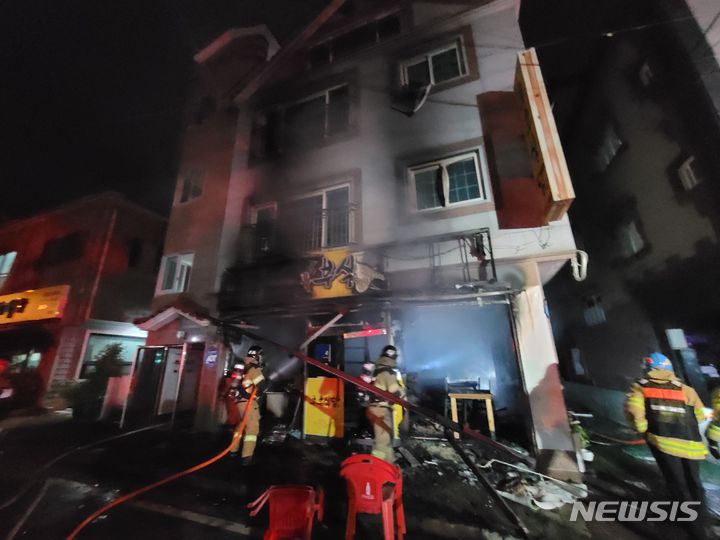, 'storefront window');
80,334,144,379
10,350,42,371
